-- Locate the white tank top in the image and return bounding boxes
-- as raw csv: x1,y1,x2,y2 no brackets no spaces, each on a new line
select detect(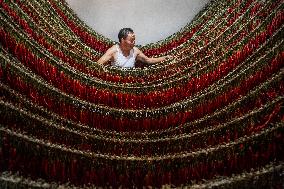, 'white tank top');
112,45,136,68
